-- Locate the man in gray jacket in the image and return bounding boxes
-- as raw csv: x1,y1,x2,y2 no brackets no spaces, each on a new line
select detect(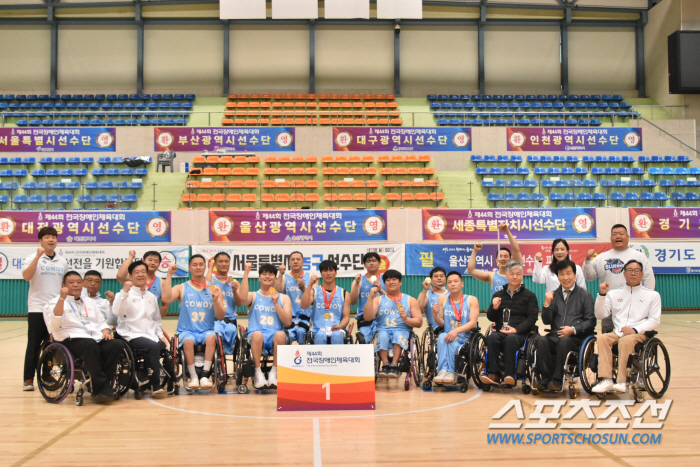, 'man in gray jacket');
533,259,596,392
